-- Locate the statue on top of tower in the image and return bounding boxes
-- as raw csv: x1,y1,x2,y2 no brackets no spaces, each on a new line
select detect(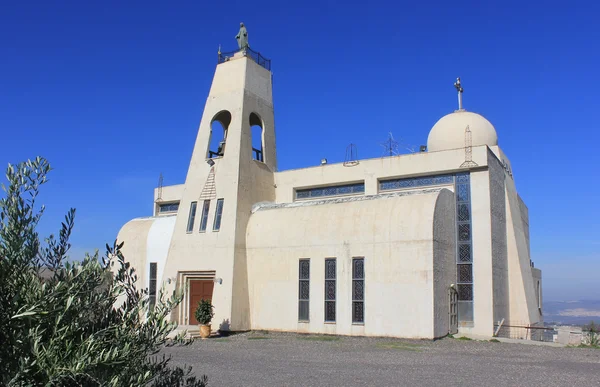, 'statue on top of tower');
236,22,249,50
